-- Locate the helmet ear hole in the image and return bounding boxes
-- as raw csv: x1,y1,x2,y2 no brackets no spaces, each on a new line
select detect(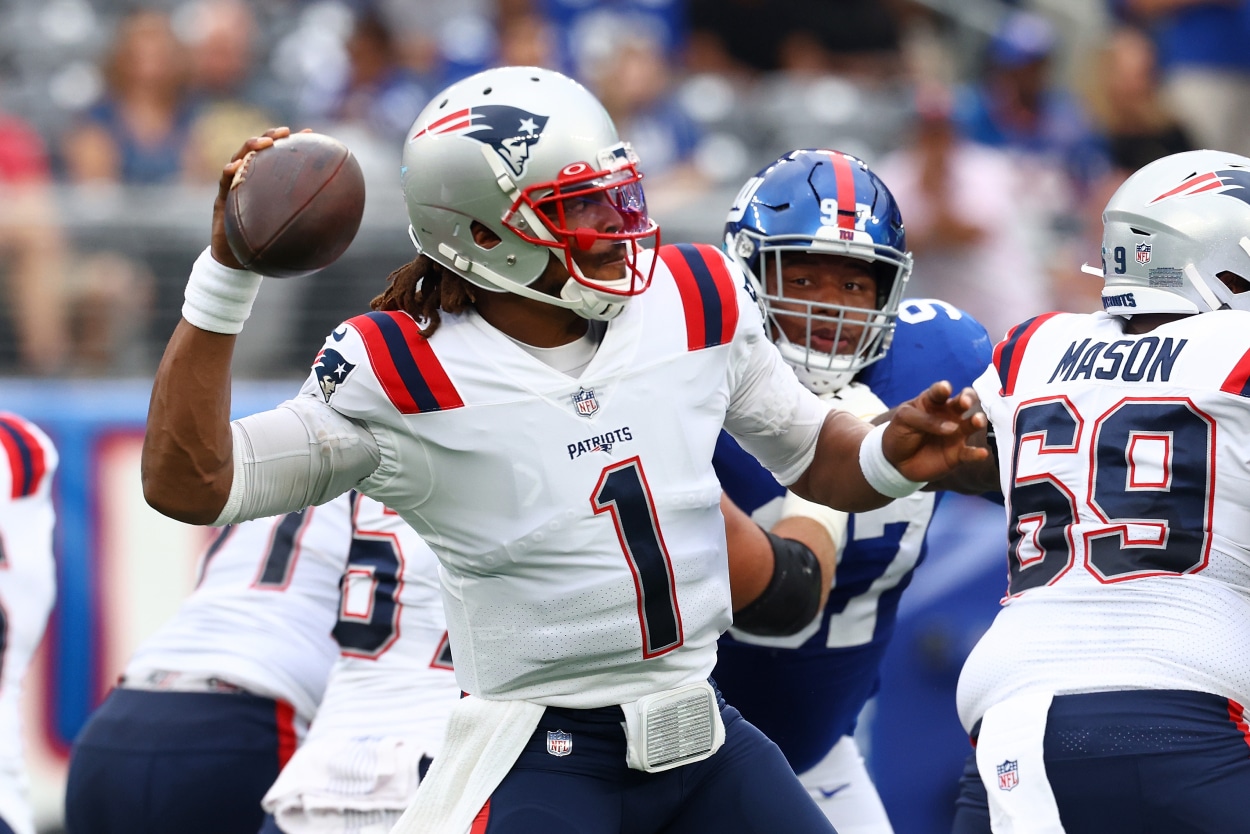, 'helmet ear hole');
1218,271,1250,295
470,221,503,249
871,261,896,308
